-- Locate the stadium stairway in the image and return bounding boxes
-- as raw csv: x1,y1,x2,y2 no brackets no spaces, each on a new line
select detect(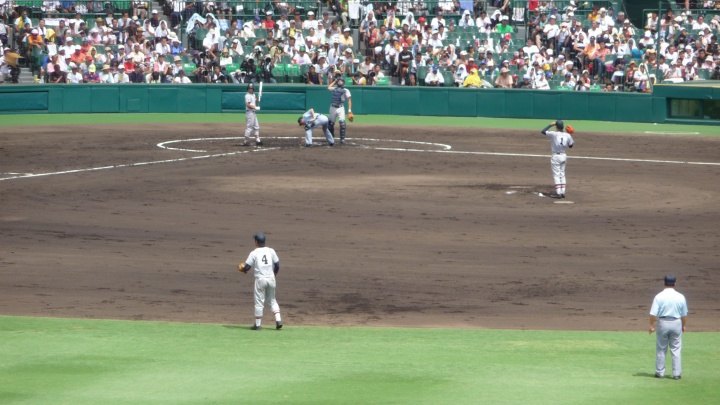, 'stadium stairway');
18,67,34,84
